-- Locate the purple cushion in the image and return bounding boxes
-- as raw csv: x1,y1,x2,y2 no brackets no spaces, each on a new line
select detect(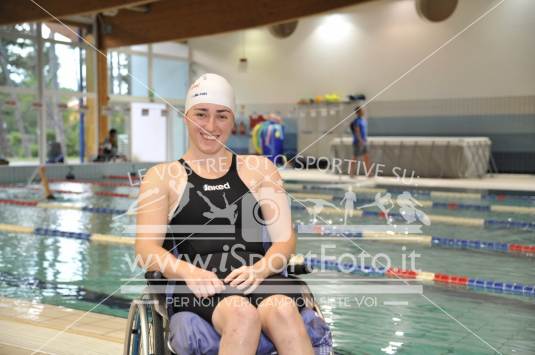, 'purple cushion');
169,308,332,355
